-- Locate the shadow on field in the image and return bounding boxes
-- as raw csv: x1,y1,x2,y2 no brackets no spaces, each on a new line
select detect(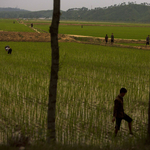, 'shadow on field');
0,136,149,150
